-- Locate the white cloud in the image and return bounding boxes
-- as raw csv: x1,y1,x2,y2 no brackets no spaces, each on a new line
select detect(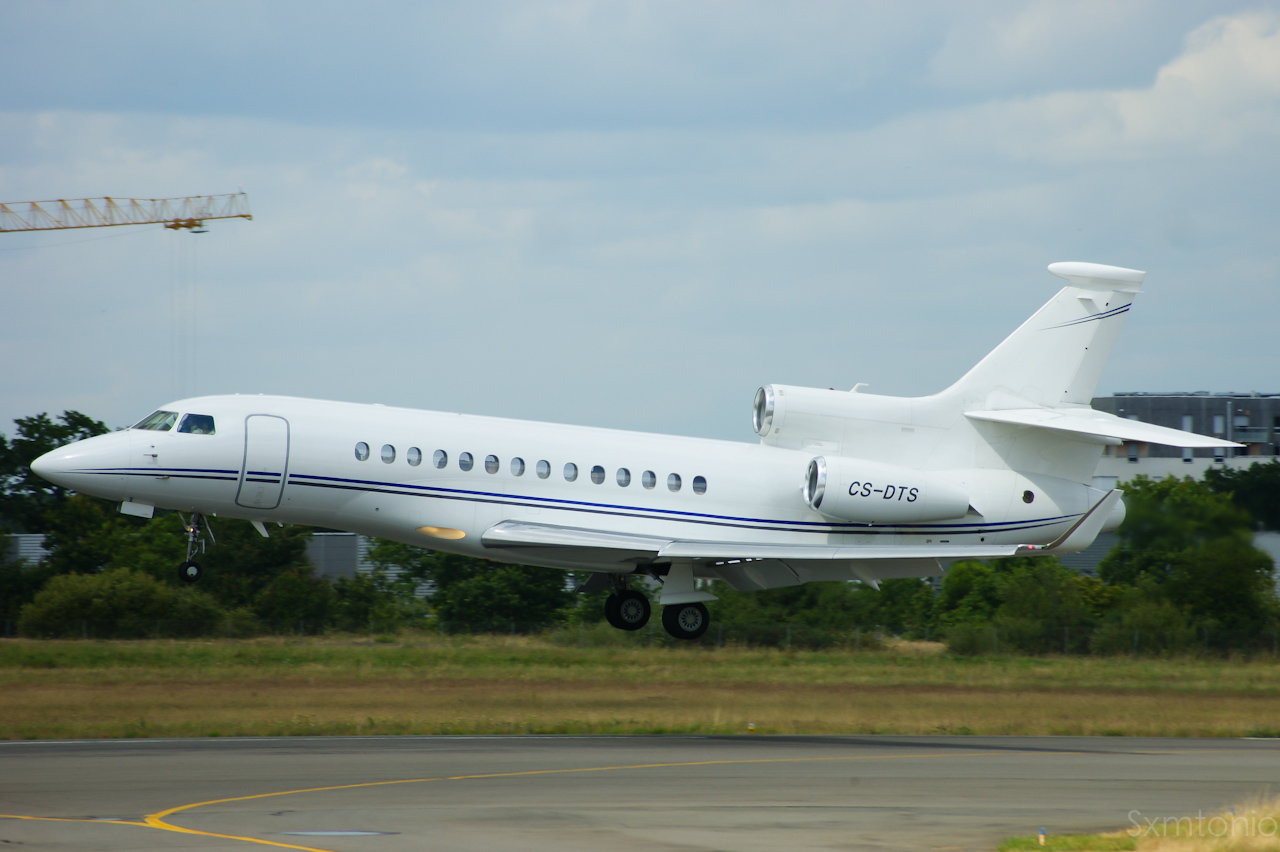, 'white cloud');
1,5,1278,442
929,0,1159,92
